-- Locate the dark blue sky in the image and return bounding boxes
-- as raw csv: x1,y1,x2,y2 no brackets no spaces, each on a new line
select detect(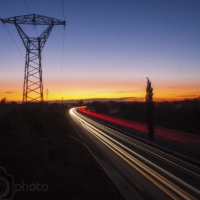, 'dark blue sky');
0,0,200,101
